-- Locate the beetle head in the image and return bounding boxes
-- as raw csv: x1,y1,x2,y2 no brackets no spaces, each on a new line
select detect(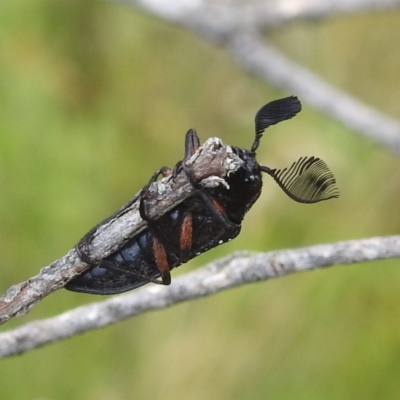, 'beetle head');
234,96,339,205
